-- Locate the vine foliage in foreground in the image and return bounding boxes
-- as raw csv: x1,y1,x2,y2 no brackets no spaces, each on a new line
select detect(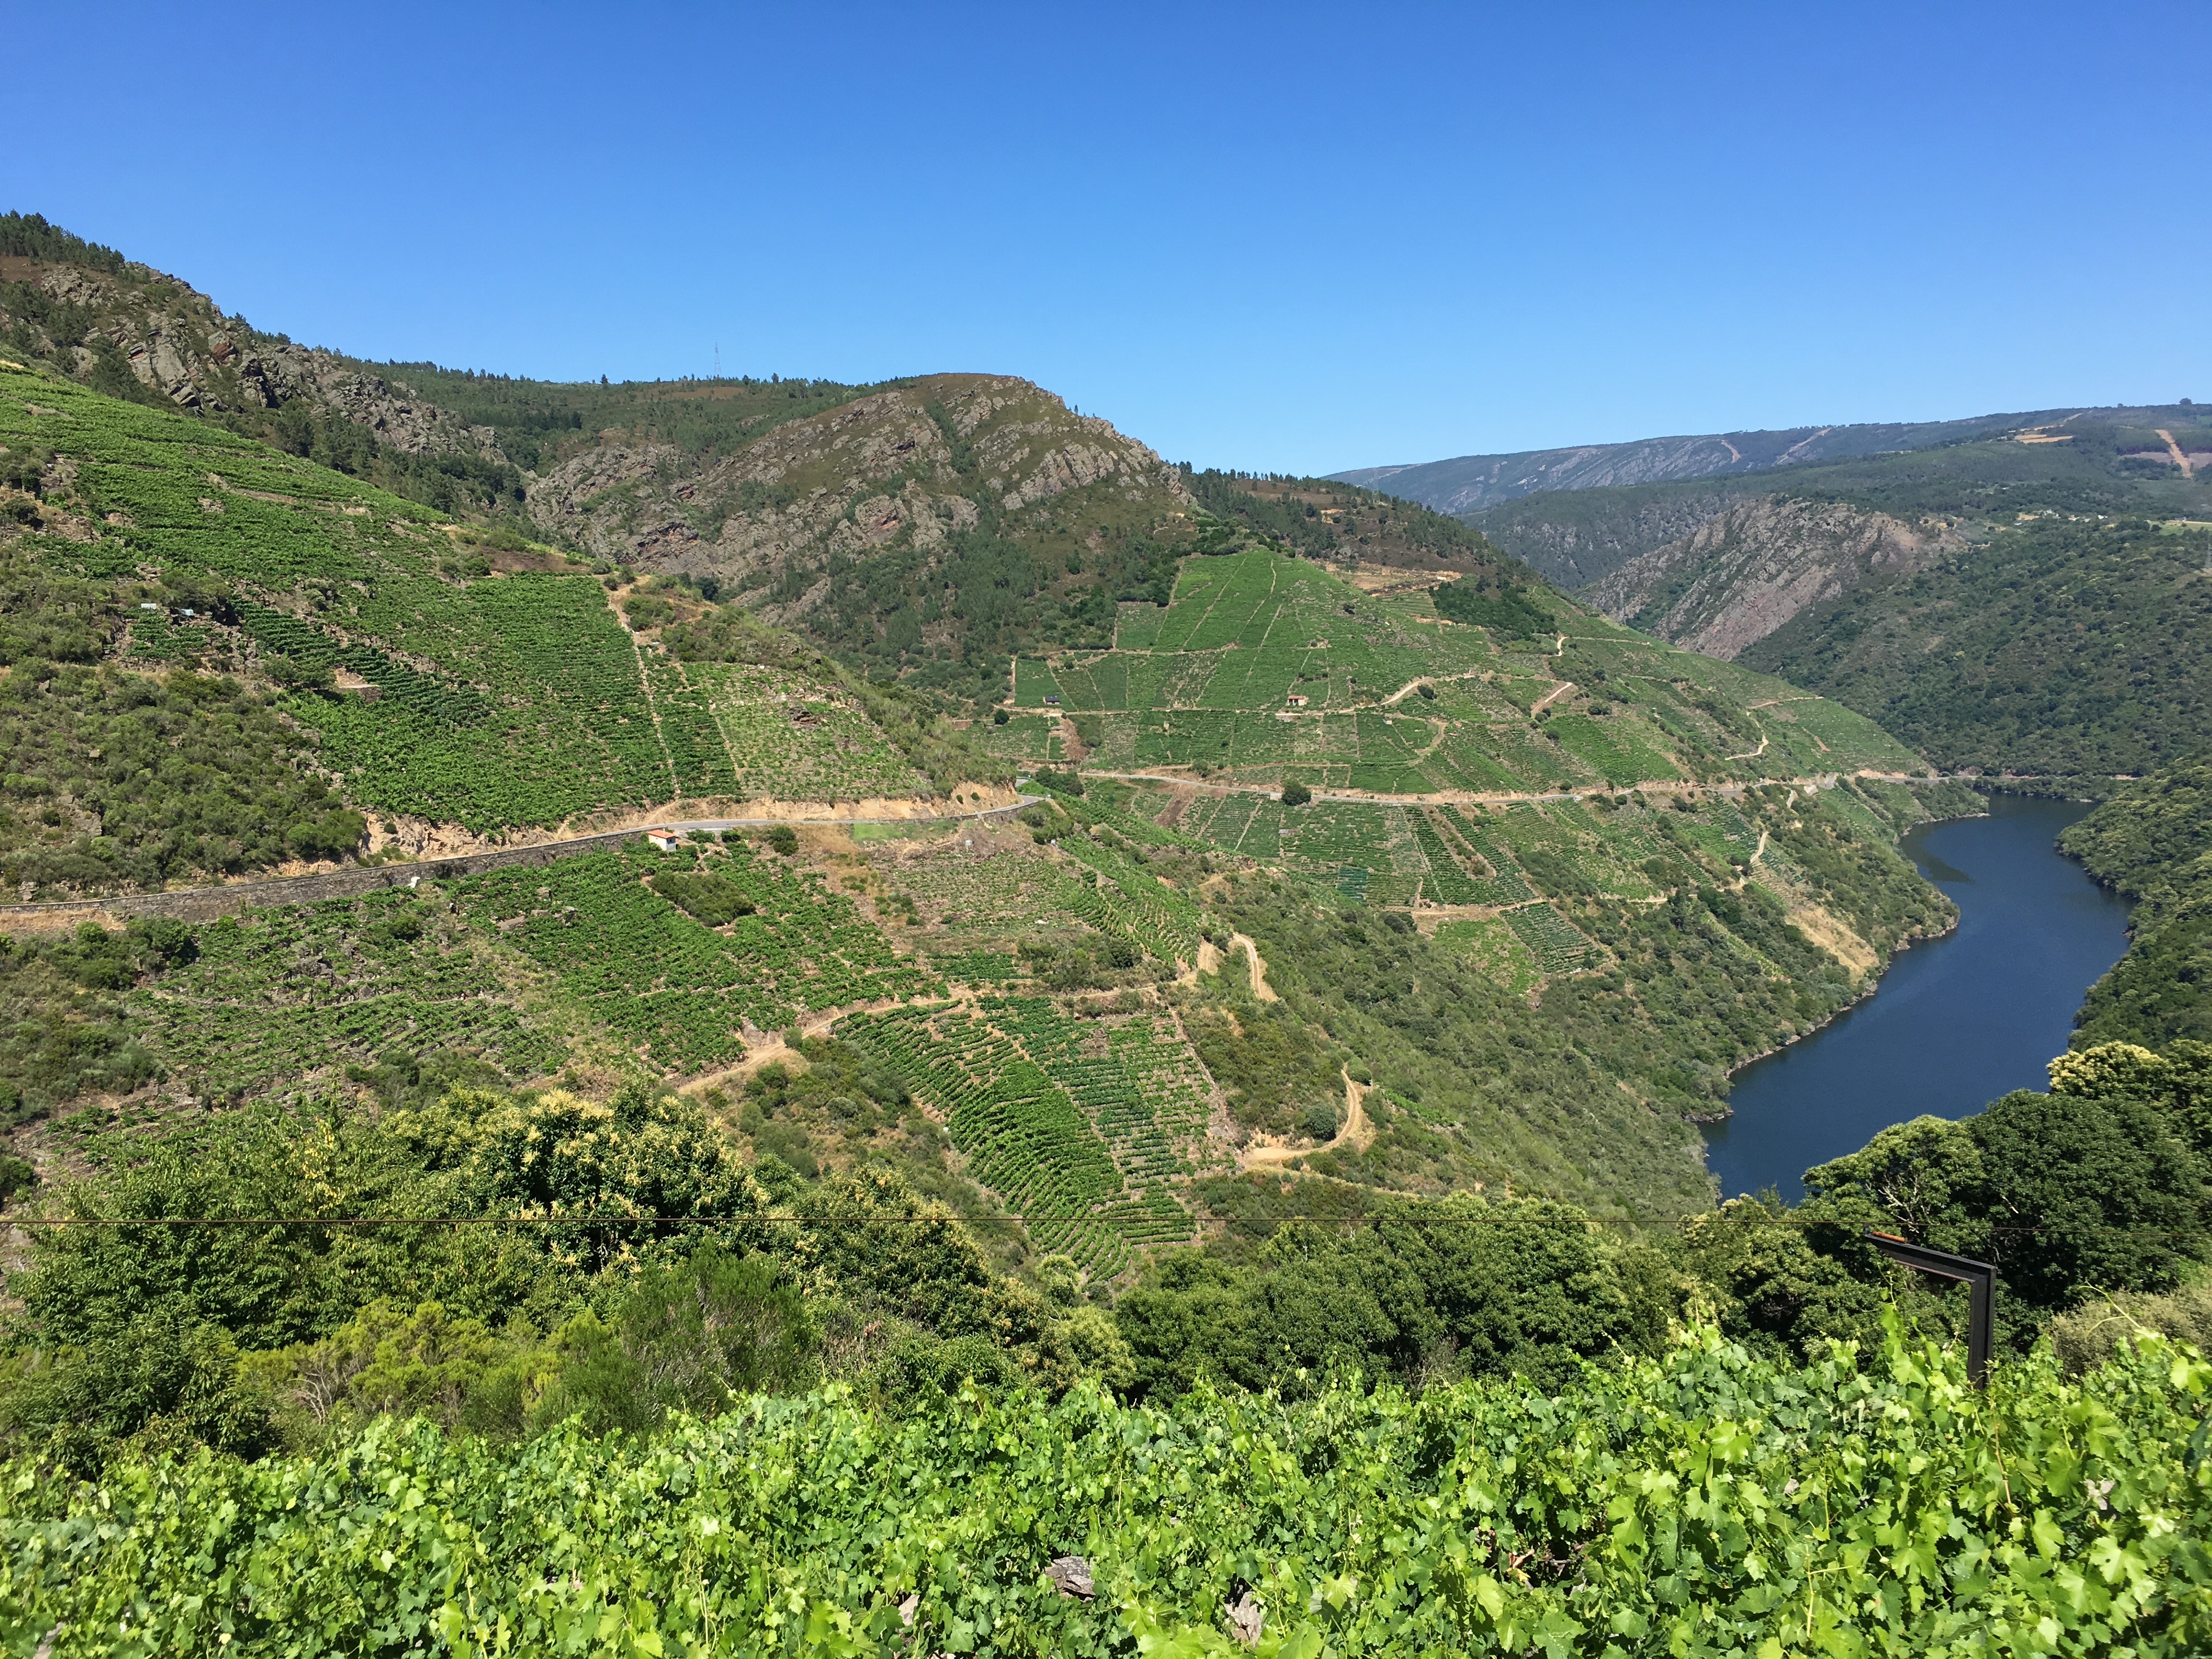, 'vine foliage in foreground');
2,1316,2207,1656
